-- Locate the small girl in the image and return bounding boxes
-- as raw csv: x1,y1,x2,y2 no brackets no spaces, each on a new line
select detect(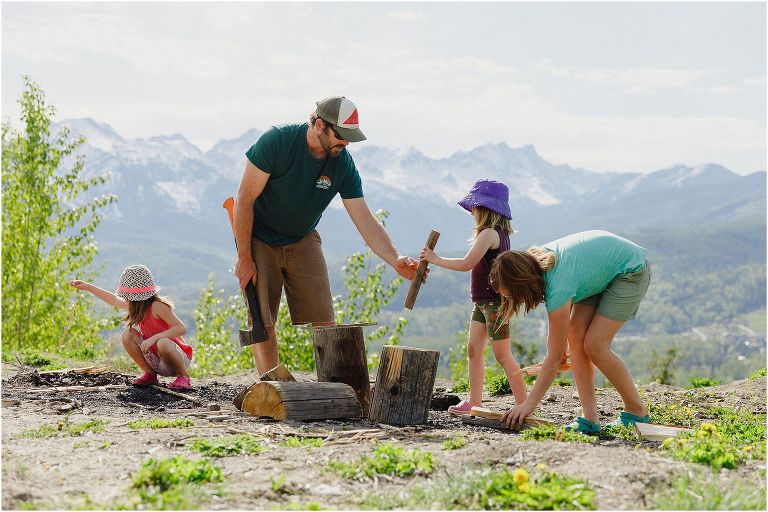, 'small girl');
490,230,652,433
419,179,527,415
70,264,193,390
